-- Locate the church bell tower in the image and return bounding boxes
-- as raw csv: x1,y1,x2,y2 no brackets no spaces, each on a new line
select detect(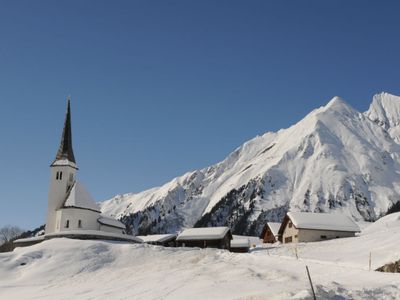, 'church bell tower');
45,98,78,234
